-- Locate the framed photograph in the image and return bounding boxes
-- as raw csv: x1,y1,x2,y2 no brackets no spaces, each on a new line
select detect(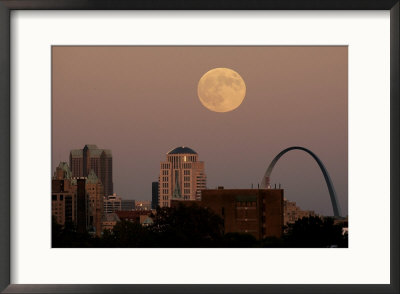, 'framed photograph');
1,1,399,293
